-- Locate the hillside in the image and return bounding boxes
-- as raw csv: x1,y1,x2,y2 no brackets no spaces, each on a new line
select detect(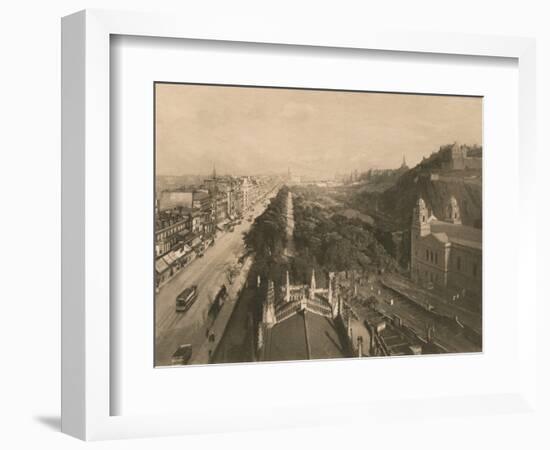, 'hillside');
380,172,482,229
352,144,483,231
